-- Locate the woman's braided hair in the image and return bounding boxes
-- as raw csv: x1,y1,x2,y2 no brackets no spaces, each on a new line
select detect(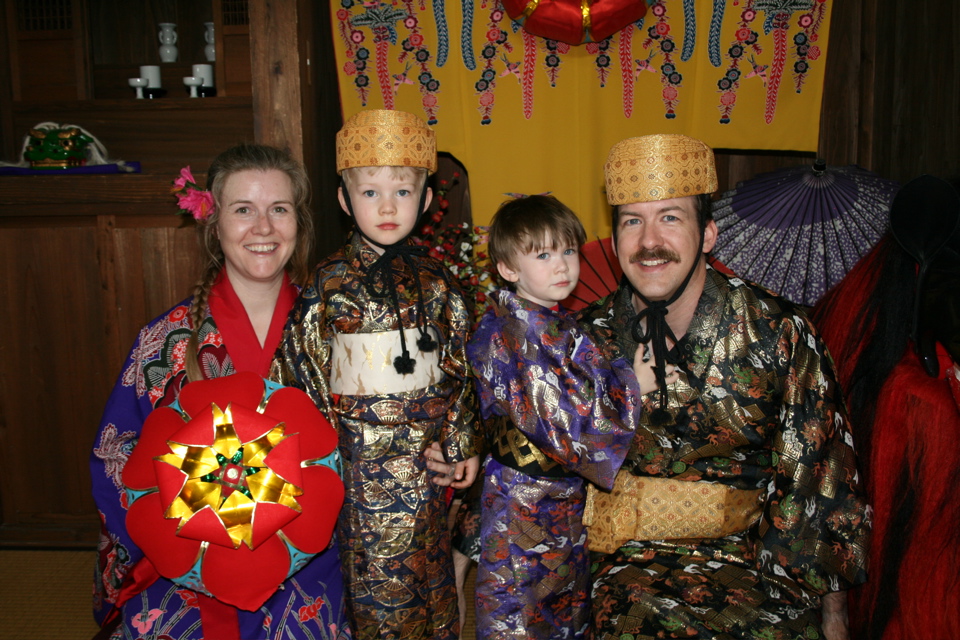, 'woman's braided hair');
184,143,313,382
